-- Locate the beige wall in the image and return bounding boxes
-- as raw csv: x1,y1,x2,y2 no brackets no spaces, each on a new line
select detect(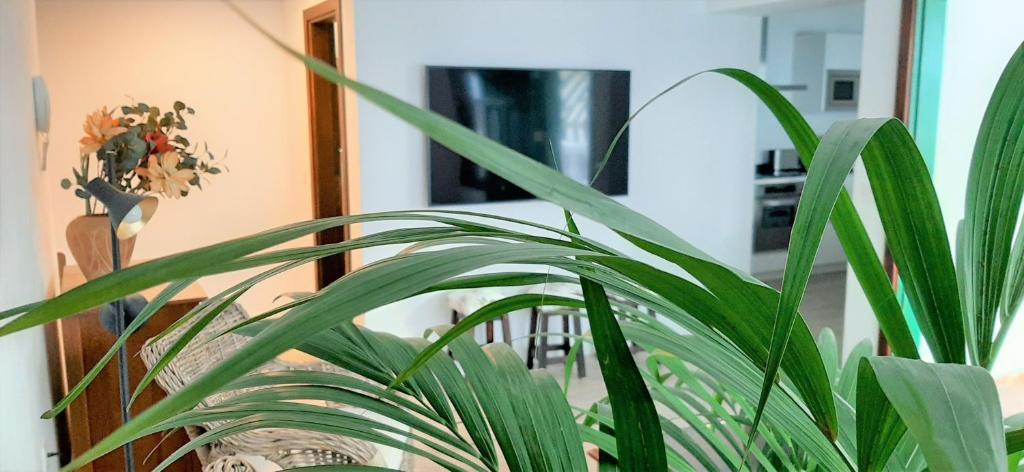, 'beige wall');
1,0,59,468
36,0,319,315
